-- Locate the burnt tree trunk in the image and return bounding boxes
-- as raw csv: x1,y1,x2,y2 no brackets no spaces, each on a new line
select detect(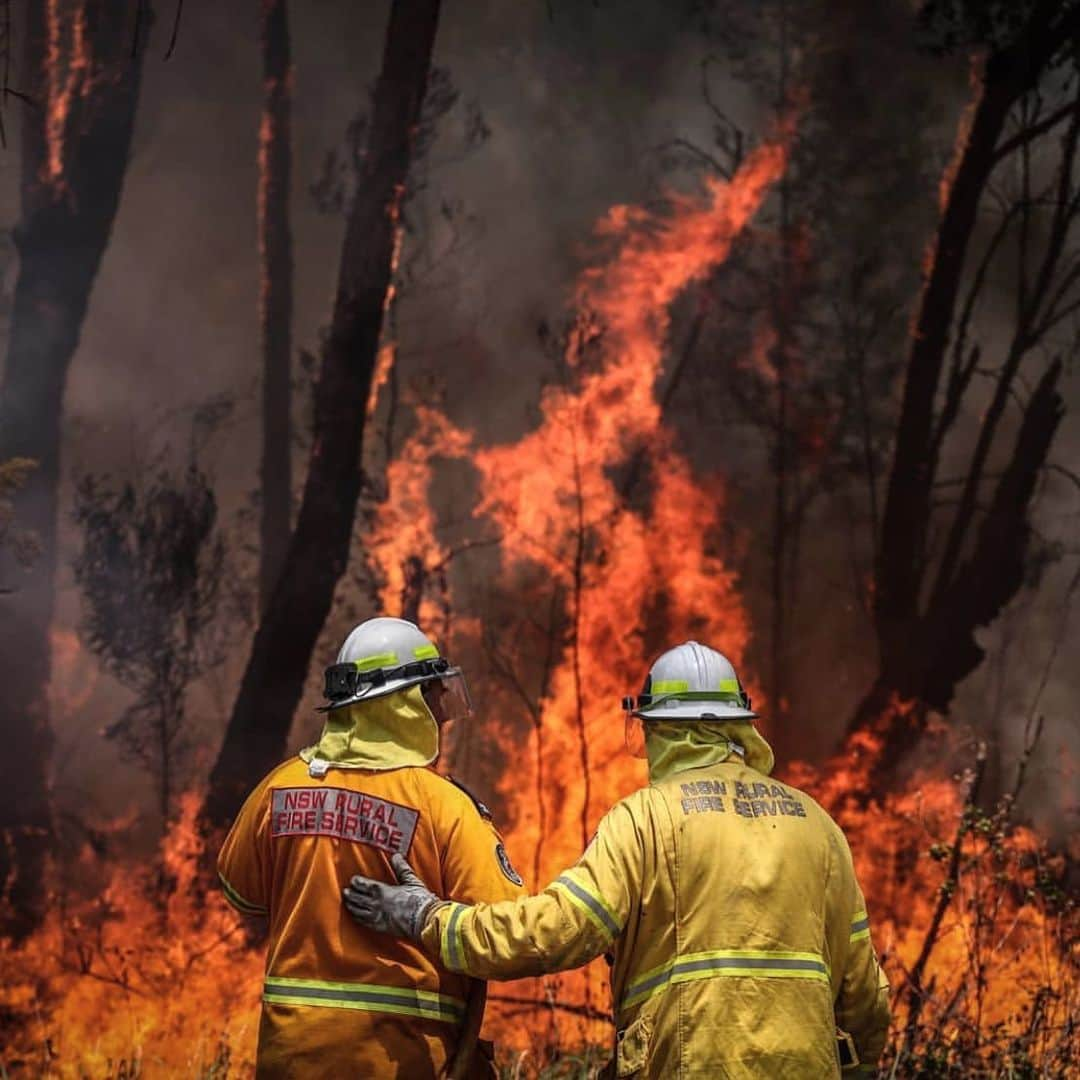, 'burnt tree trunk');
871,77,1015,687
203,0,442,830
258,0,293,614
845,5,1079,789
769,0,793,725
851,363,1065,772
0,0,145,938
